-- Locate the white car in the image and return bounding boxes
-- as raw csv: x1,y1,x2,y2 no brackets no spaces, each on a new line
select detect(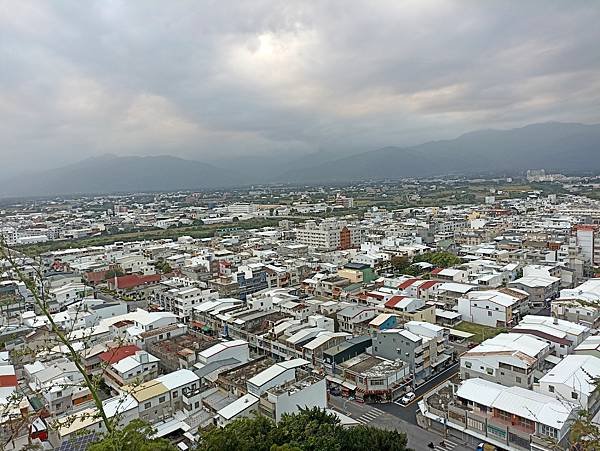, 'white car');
400,392,416,405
